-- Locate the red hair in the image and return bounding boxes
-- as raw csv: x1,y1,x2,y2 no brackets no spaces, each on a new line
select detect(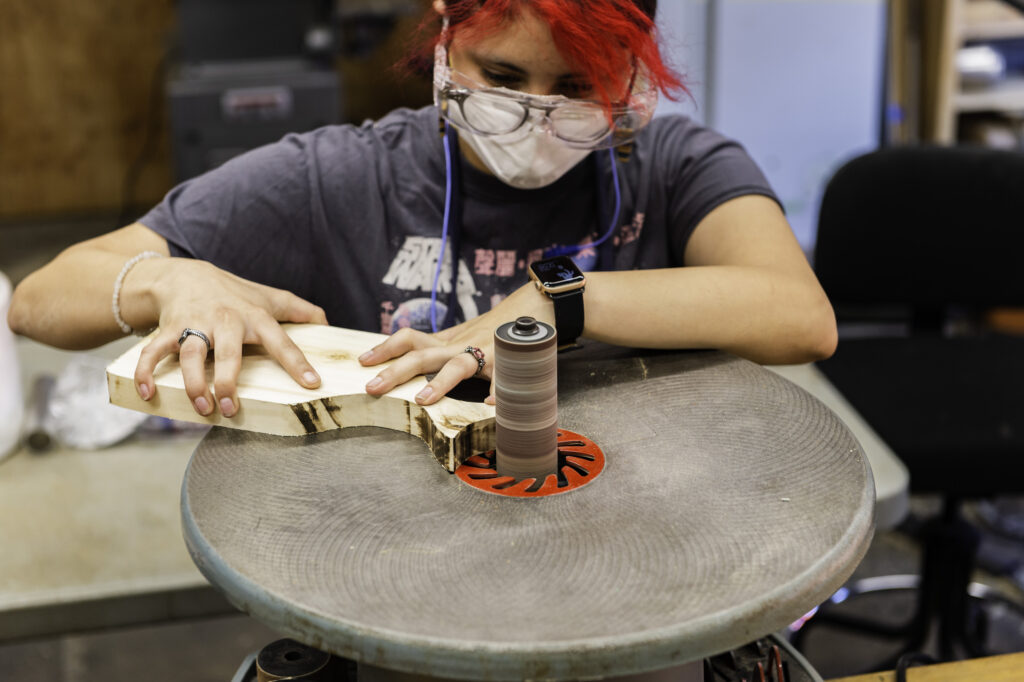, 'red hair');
423,0,687,110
